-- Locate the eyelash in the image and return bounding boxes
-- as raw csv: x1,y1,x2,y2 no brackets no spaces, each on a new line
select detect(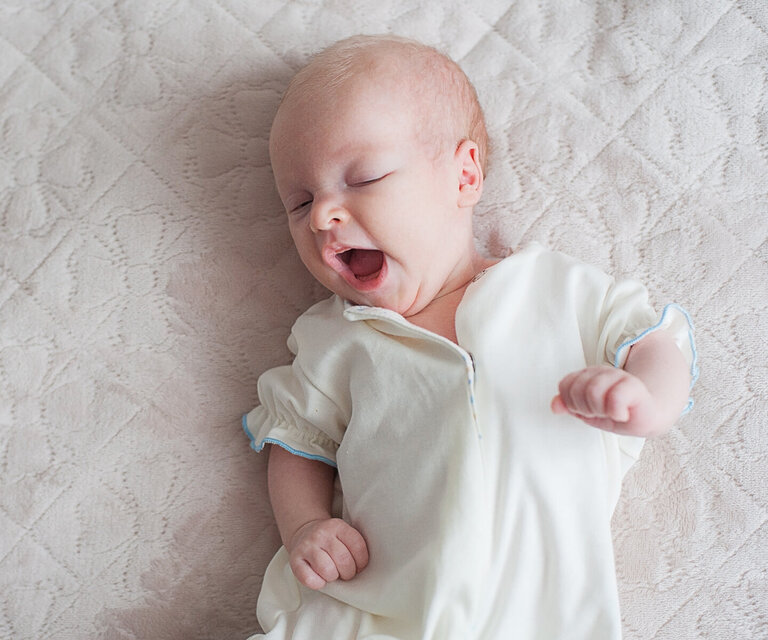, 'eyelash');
354,175,384,186
288,174,391,214
290,200,312,214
